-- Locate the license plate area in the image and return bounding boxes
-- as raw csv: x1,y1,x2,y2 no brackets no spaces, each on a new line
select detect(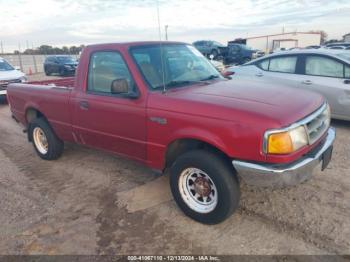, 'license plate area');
321,145,333,171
